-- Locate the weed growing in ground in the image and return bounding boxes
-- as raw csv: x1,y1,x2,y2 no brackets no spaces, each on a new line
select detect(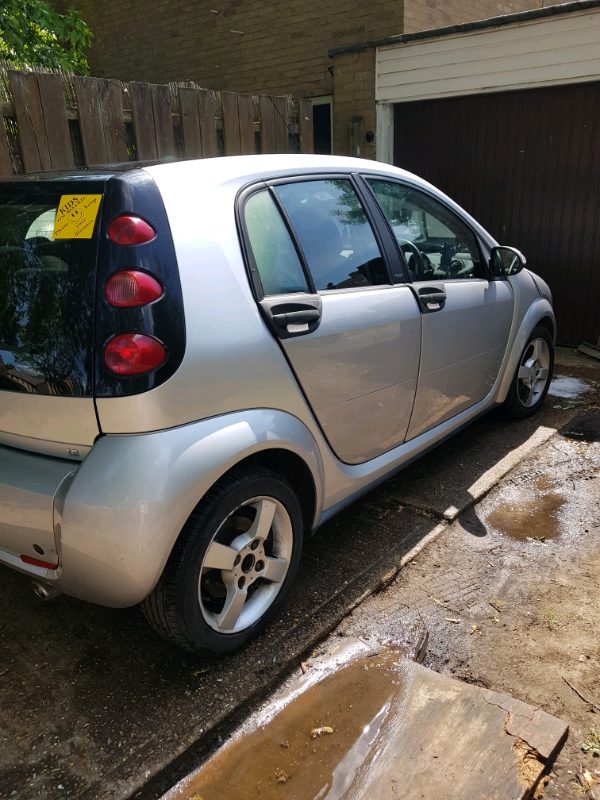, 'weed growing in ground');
490,597,503,612
581,729,600,756
543,608,558,629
